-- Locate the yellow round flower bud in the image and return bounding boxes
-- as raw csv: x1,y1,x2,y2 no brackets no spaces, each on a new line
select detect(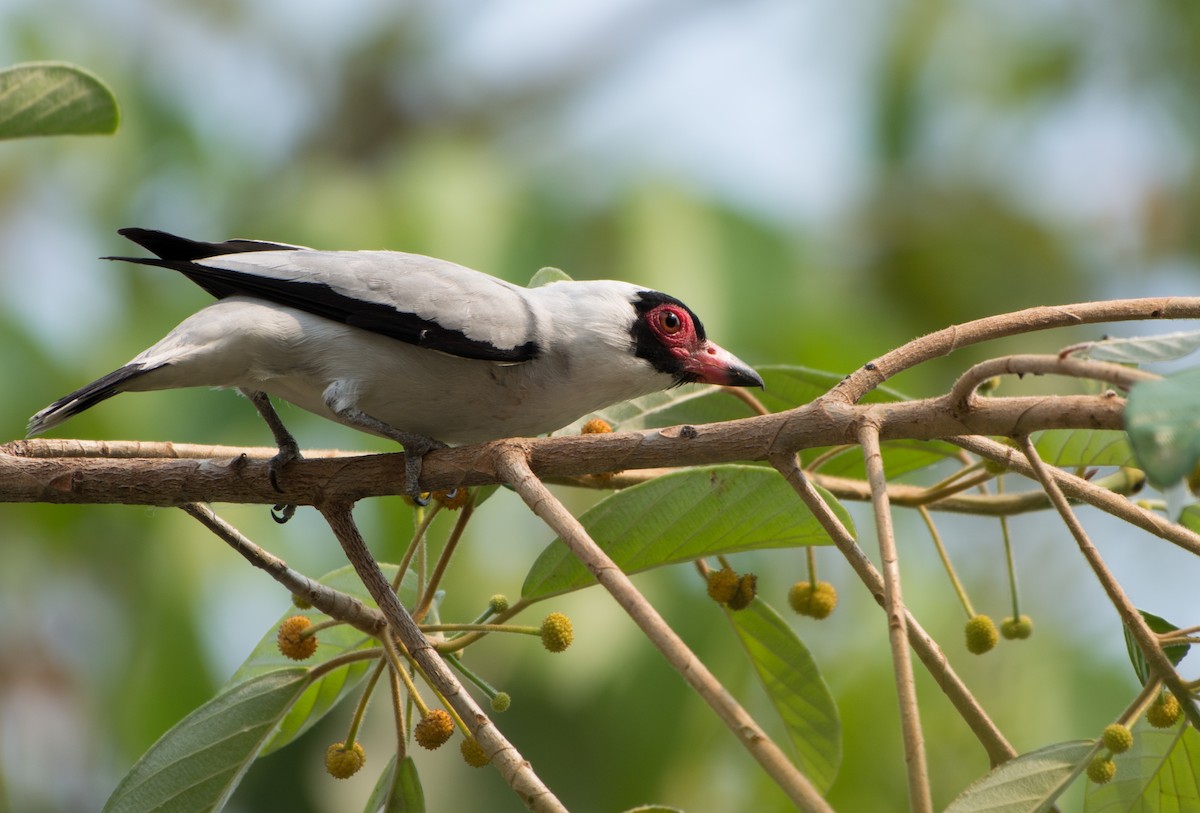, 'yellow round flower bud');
725,573,758,611
1000,615,1033,640
277,615,318,661
1086,755,1115,785
414,709,455,750
964,615,999,655
1101,723,1133,754
540,612,574,653
1147,693,1182,729
324,741,365,779
460,737,490,768
706,566,739,605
